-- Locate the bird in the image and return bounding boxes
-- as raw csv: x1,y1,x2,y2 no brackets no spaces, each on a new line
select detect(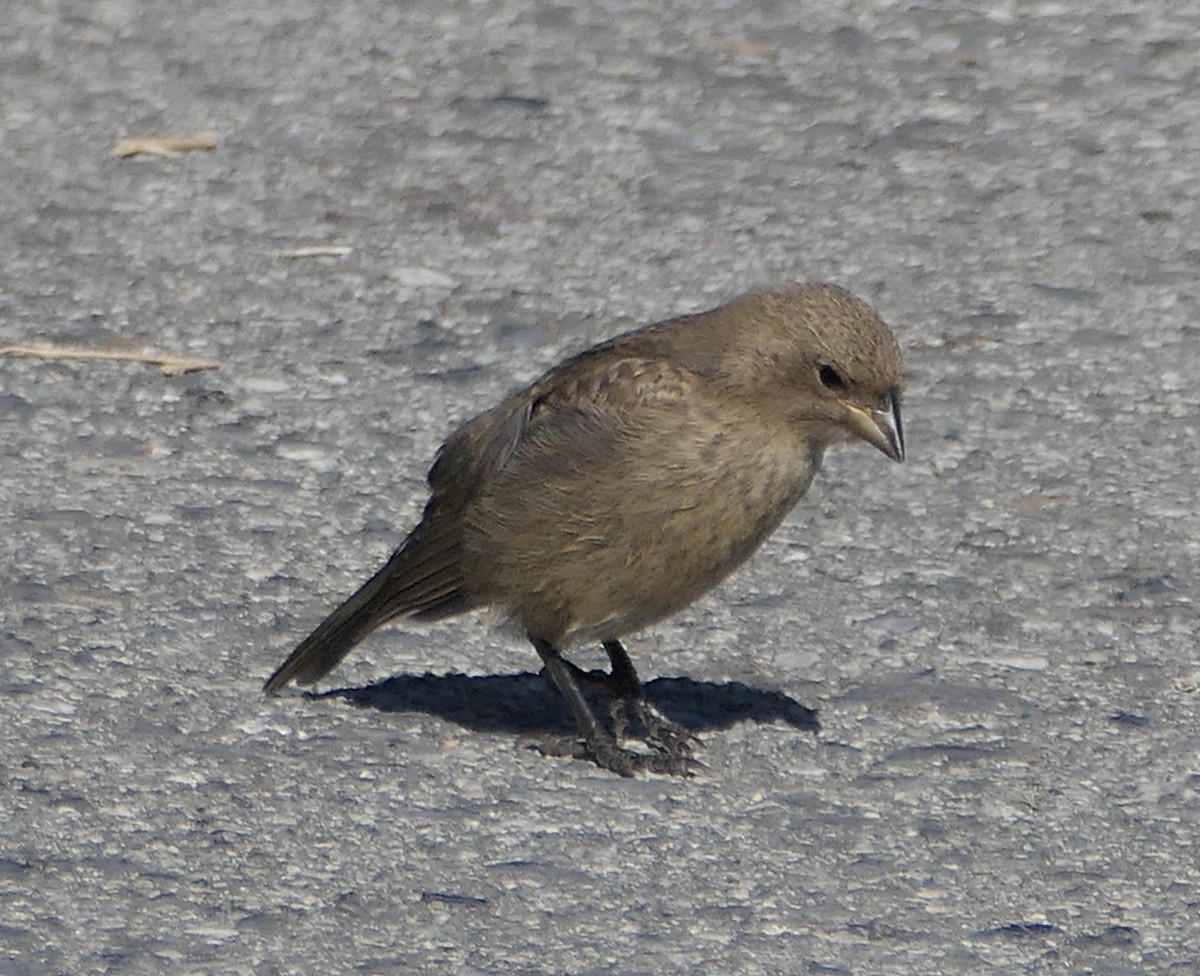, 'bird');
264,283,905,776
